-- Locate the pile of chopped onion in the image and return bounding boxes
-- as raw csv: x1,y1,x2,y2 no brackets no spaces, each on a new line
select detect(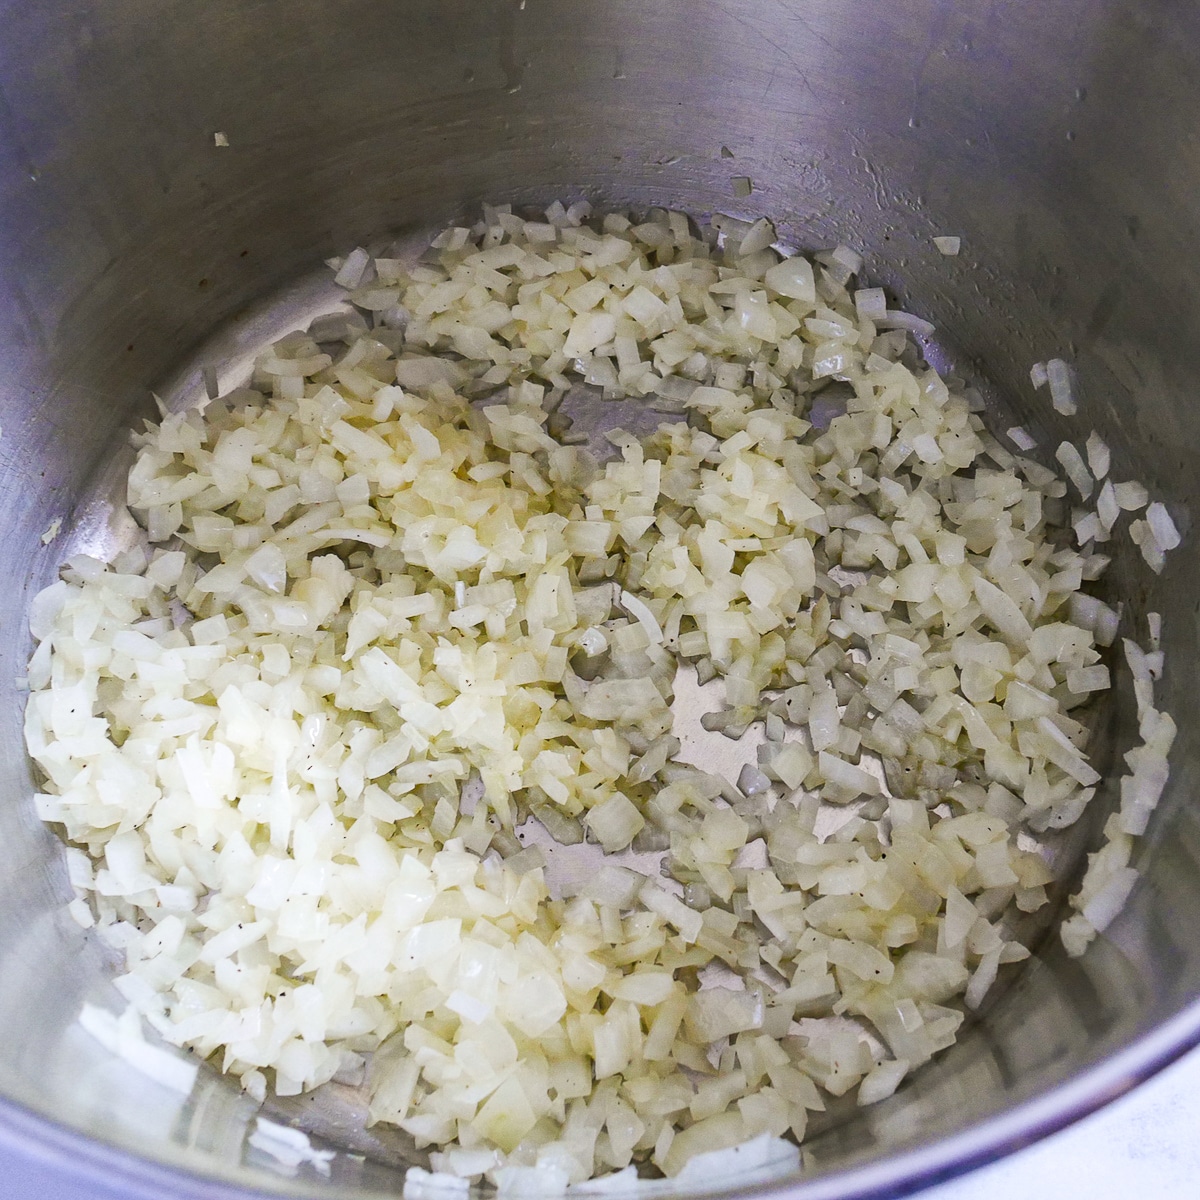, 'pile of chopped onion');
1028,363,1181,576
25,201,1176,1186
